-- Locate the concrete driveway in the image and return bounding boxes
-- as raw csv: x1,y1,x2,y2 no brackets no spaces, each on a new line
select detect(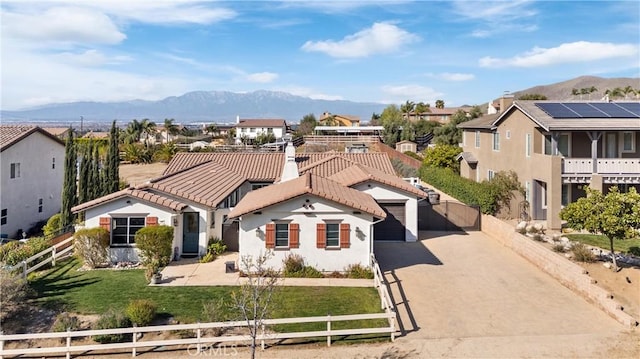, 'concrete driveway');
373,231,628,358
